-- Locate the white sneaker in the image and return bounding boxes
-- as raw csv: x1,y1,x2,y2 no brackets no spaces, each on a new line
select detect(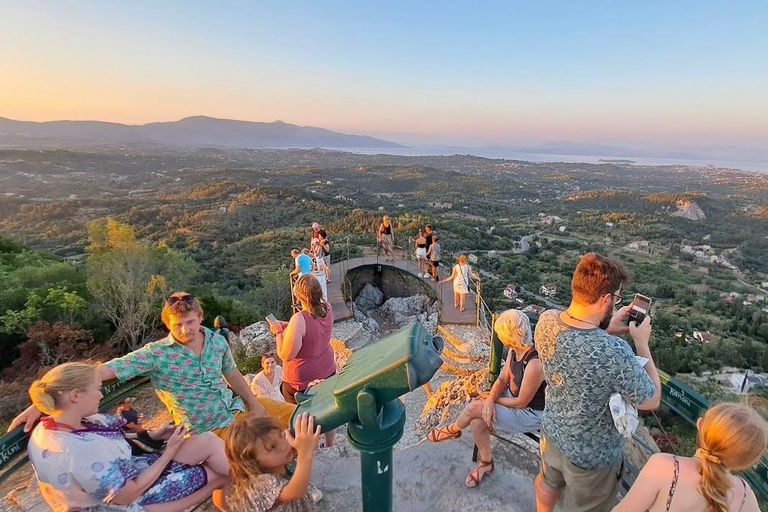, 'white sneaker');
418,273,423,278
